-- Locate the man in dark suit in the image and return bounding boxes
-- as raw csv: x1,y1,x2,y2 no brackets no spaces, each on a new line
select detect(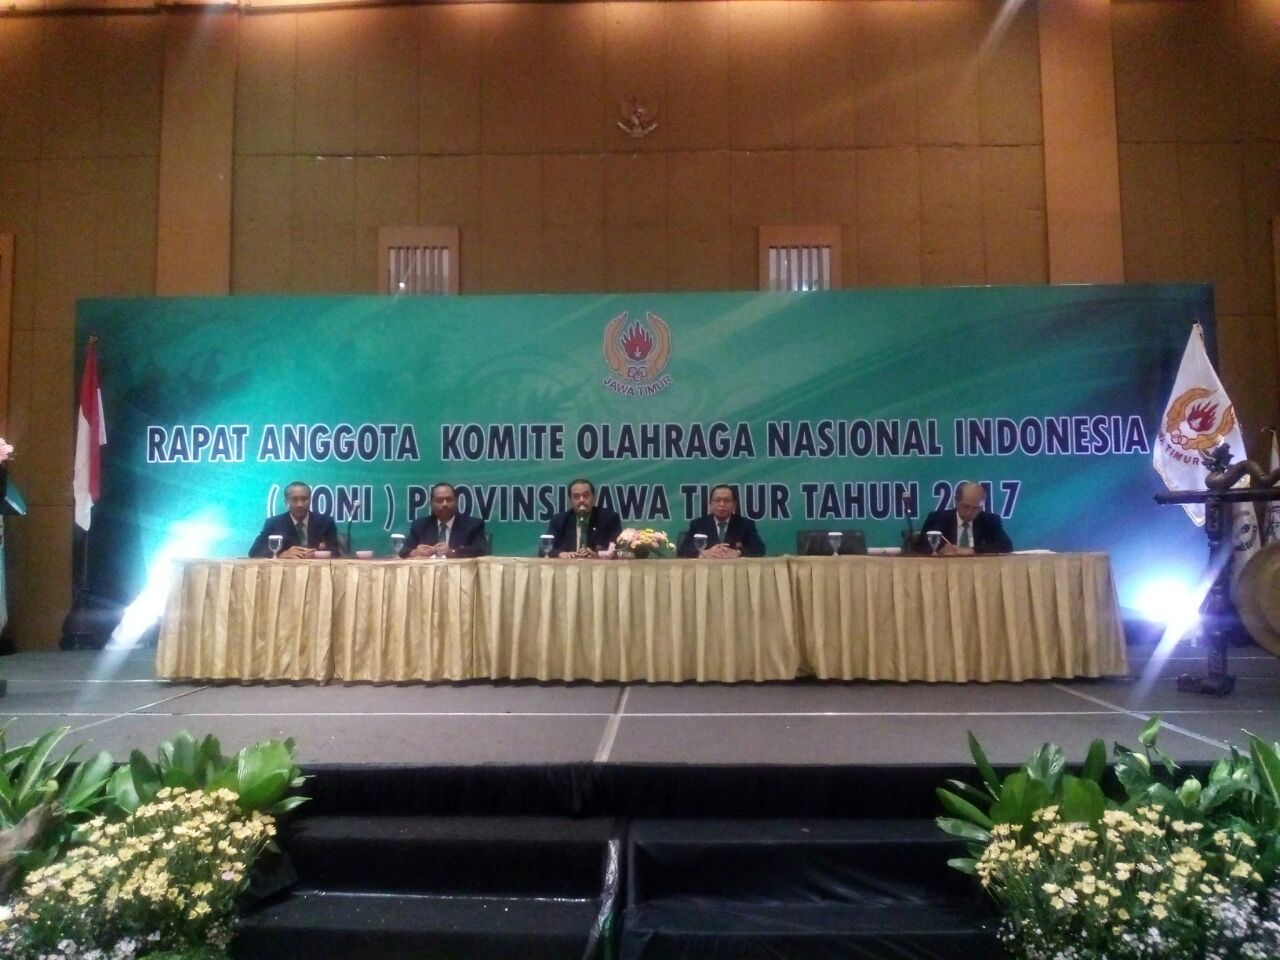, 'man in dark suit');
401,482,489,558
913,480,1013,555
249,481,341,558
545,478,622,558
677,484,766,558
